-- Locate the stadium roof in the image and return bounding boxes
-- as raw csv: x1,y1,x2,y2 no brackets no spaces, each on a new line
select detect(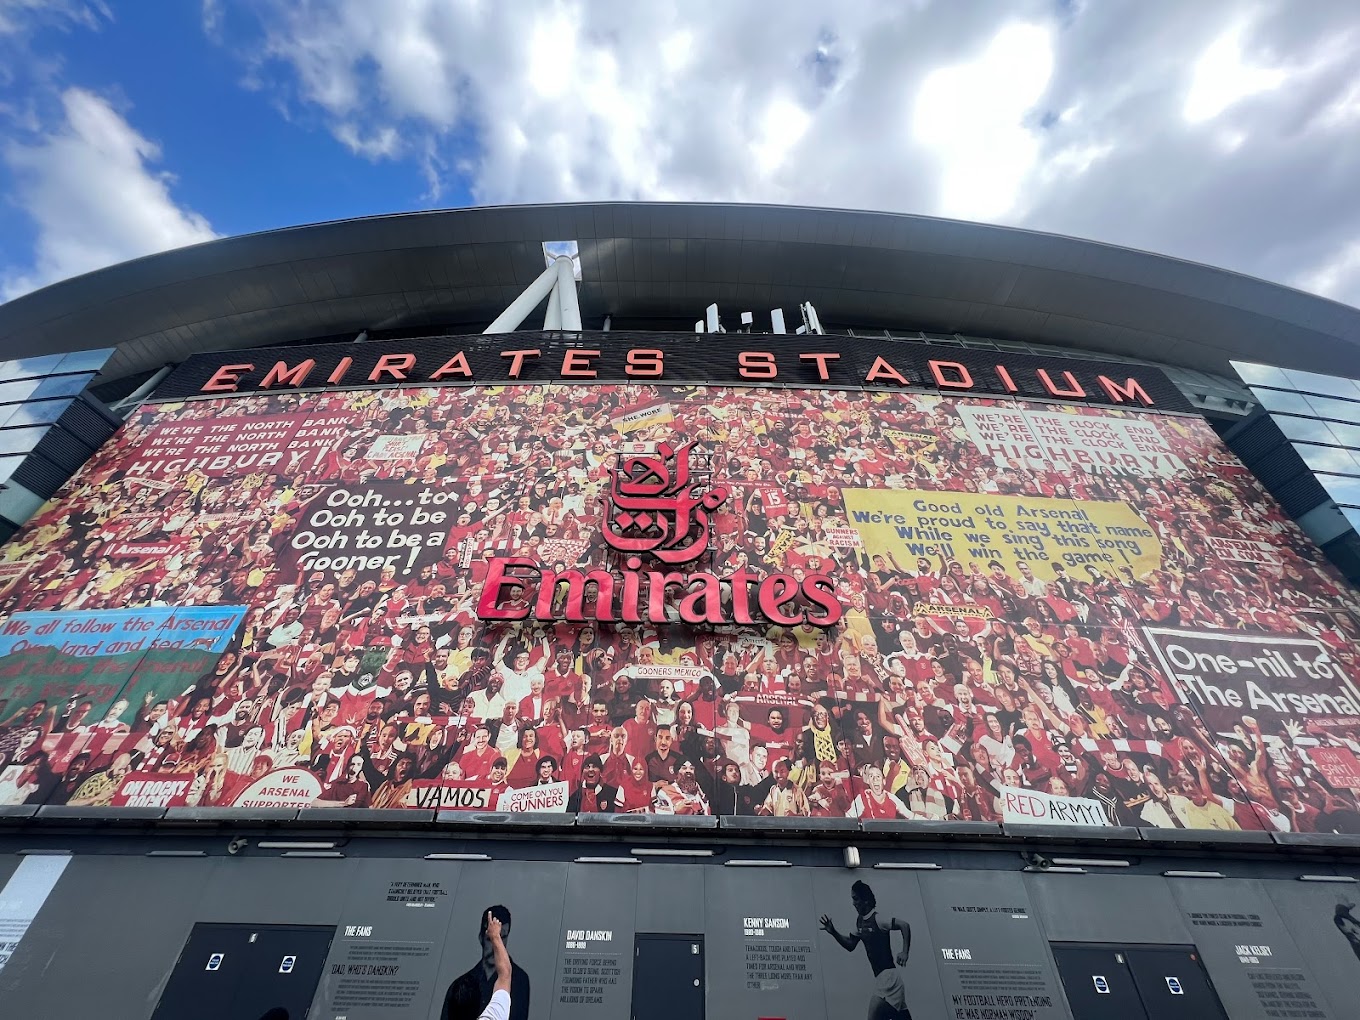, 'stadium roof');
1,202,1357,387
